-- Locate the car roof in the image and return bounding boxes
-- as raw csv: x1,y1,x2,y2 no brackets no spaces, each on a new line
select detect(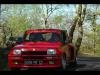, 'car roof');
25,29,67,34
27,29,61,31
